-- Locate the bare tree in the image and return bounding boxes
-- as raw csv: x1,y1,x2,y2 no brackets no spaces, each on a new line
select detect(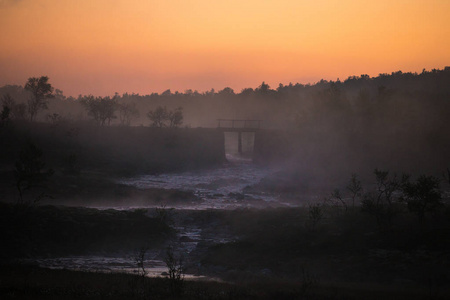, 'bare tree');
164,246,184,295
347,174,362,208
361,169,409,230
46,113,63,126
14,141,54,205
0,103,10,128
2,94,26,120
24,76,54,121
325,189,348,211
147,106,168,128
118,102,139,126
134,245,149,278
167,107,183,128
306,203,323,232
147,106,183,128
